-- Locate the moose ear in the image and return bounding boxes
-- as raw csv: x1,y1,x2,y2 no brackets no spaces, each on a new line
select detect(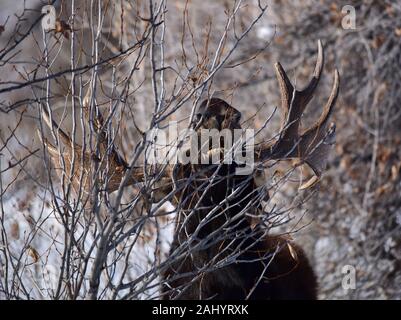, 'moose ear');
194,99,213,126
234,110,242,122
197,99,209,112
192,112,204,129
195,112,202,122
